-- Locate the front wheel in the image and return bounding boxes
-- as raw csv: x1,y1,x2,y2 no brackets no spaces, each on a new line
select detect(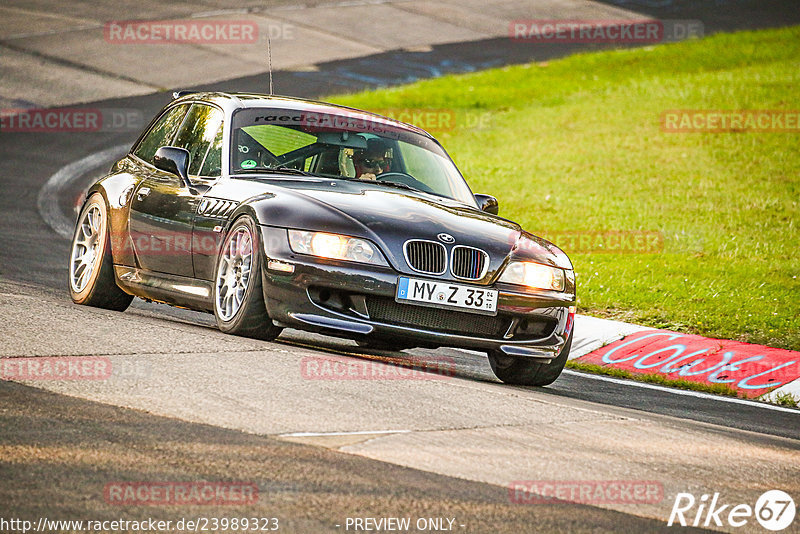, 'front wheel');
488,332,572,386
213,216,282,341
68,193,133,311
